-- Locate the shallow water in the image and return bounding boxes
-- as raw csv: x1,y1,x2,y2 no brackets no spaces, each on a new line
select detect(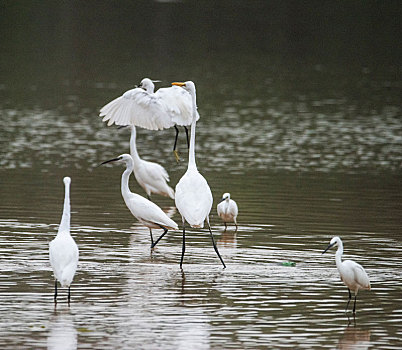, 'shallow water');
1,2,402,349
